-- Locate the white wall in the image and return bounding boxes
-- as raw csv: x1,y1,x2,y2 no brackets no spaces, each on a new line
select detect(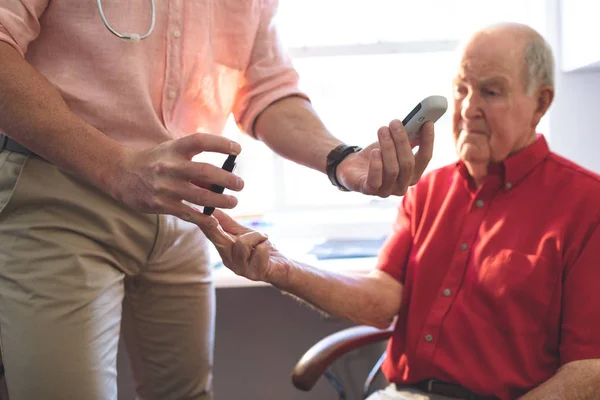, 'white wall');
550,71,600,173
546,0,600,173
559,0,600,72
